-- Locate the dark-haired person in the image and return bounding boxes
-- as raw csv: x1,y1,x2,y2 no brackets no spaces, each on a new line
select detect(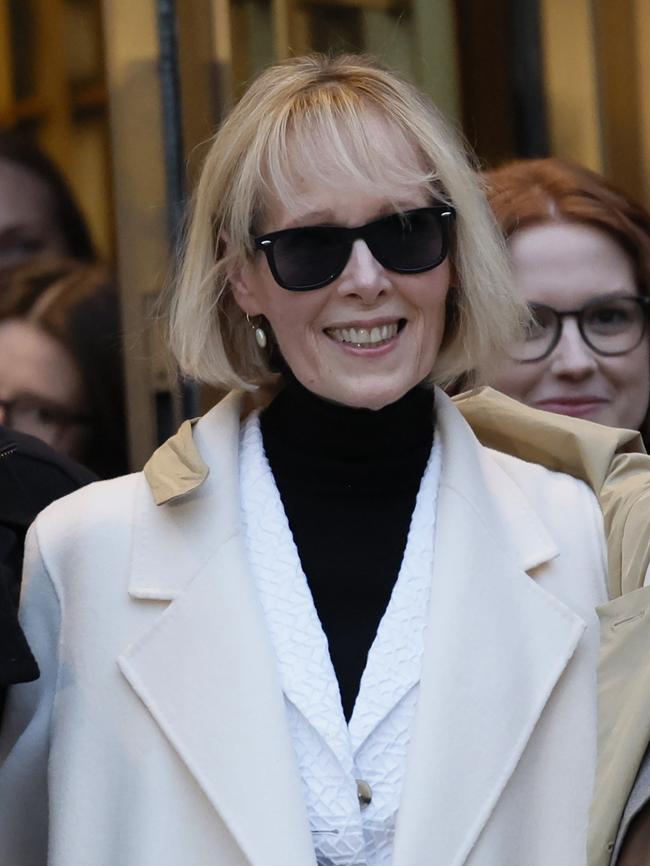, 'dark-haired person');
2,55,650,866
483,157,650,446
0,129,96,268
0,425,95,725
0,259,128,478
